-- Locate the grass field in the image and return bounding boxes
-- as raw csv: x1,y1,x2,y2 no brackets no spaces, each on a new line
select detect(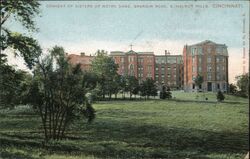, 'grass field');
0,92,248,159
